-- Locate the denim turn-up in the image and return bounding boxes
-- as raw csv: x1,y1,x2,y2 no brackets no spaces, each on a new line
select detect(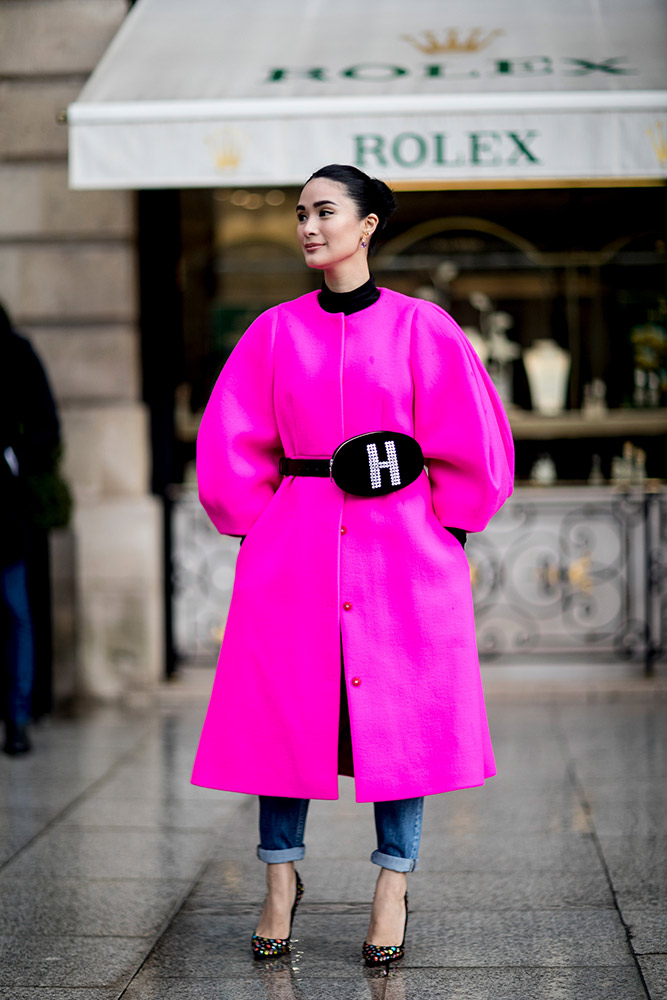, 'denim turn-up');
258,794,423,872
